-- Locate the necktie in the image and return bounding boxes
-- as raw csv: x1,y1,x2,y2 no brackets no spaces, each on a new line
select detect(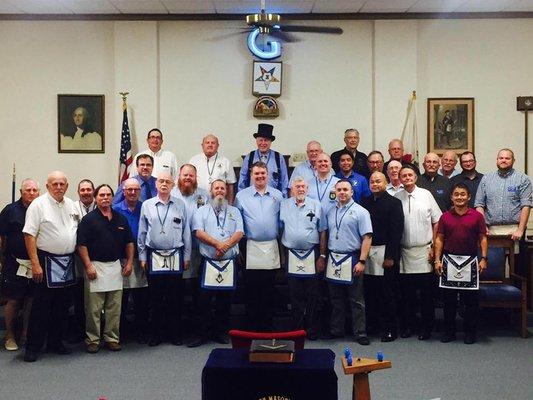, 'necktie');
408,194,412,213
142,182,152,200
